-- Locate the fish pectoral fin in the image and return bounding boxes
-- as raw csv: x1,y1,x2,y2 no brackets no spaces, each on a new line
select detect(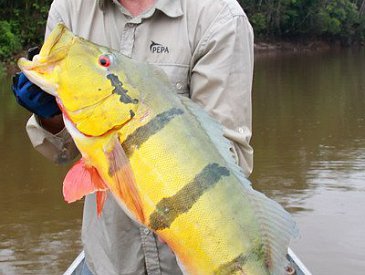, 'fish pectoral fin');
96,190,107,216
63,158,109,206
106,137,145,224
